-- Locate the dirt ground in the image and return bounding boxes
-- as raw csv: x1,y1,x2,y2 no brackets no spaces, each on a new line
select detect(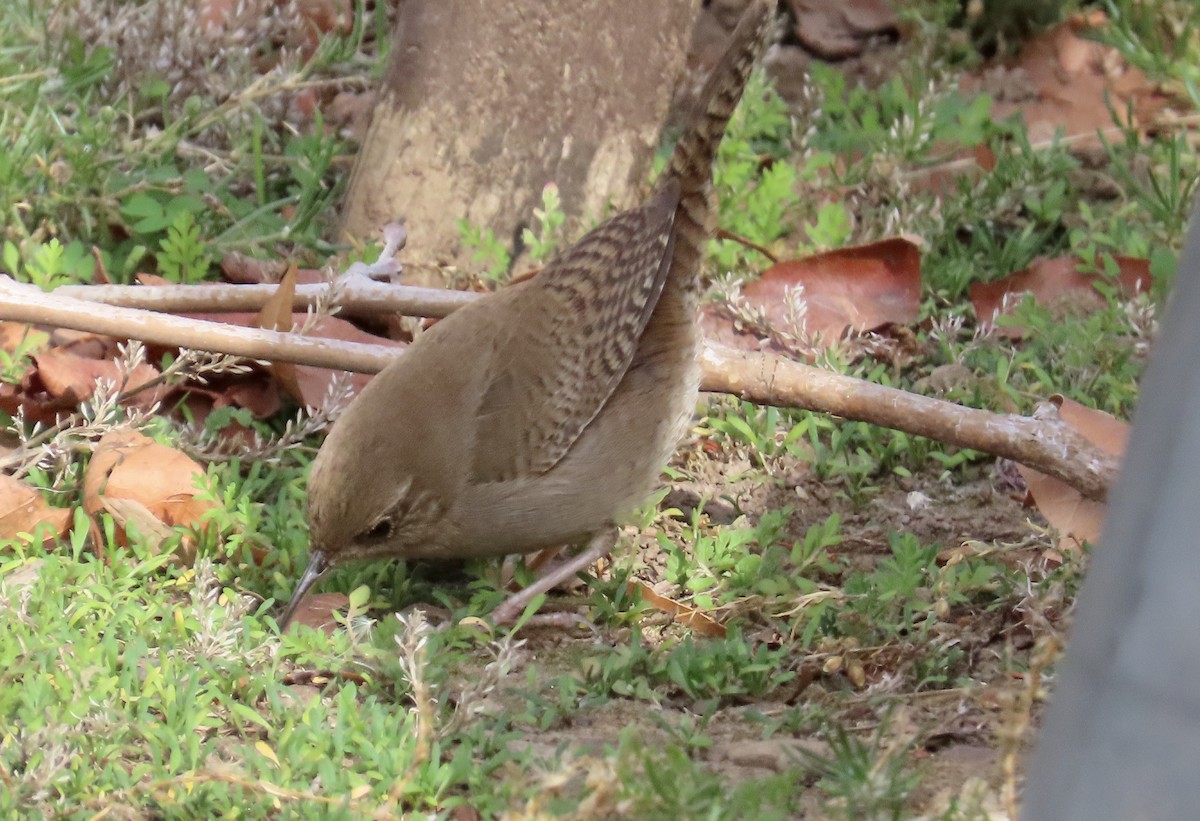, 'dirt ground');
463,428,1061,816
